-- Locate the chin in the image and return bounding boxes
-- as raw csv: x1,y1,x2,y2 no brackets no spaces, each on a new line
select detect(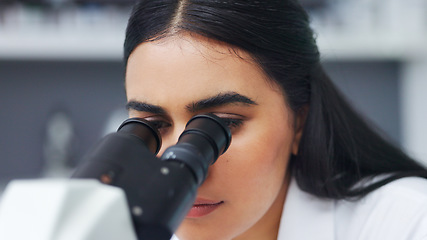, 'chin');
176,222,238,240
